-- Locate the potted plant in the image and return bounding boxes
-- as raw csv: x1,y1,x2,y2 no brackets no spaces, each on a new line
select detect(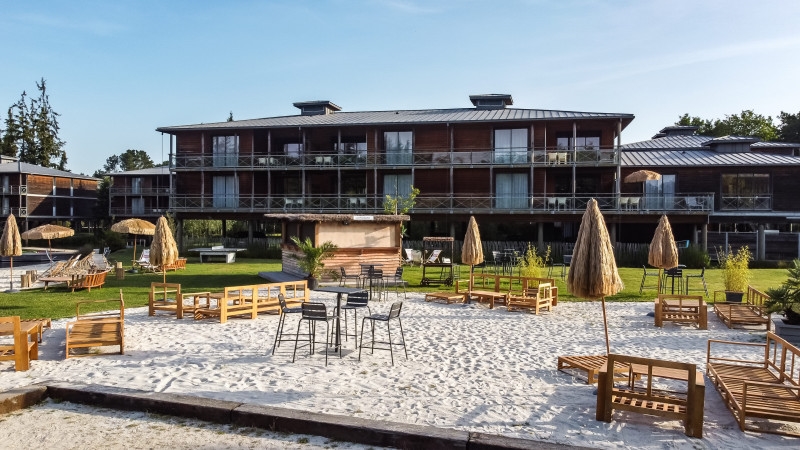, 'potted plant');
290,236,337,290
719,245,751,302
766,260,800,343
